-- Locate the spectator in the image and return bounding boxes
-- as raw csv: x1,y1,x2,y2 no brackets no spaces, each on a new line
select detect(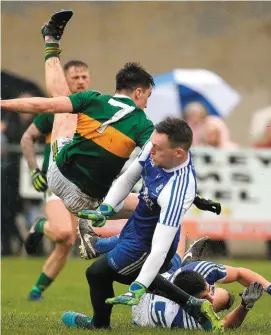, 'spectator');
253,119,271,148
1,71,46,256
201,115,238,149
183,102,208,146
1,93,40,256
198,115,237,258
